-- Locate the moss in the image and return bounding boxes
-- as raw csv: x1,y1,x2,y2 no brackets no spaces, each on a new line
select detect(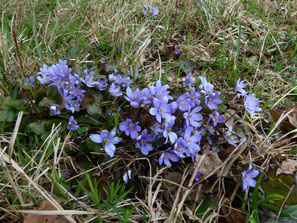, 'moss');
263,171,297,207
